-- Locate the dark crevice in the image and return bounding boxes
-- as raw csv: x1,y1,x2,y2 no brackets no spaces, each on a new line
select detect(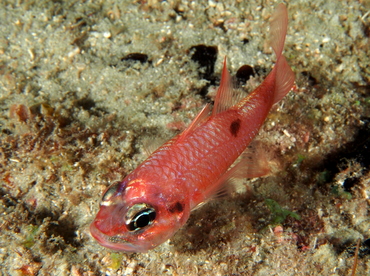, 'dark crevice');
314,117,370,191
